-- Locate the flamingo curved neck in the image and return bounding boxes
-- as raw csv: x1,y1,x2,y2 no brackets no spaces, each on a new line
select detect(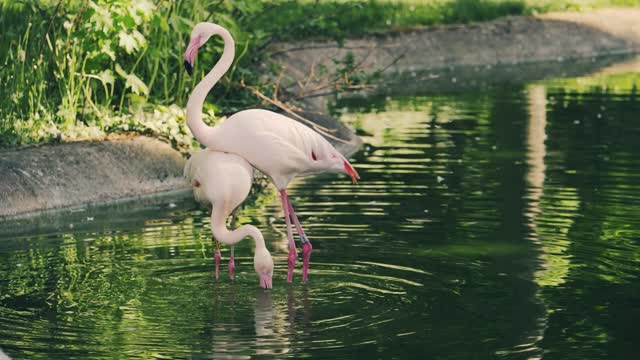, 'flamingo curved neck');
186,27,235,146
211,206,266,250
